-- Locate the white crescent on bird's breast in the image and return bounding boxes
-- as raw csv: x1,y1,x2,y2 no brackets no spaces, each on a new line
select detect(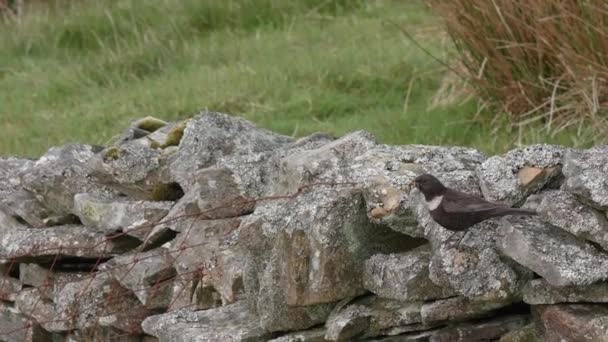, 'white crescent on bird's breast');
425,195,443,211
